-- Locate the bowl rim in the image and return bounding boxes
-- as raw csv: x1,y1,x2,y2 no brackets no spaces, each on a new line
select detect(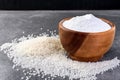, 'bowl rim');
59,17,115,35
